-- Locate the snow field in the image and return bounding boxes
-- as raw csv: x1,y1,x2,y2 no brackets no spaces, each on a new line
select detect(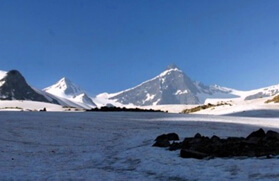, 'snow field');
1,112,279,180
0,100,64,111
